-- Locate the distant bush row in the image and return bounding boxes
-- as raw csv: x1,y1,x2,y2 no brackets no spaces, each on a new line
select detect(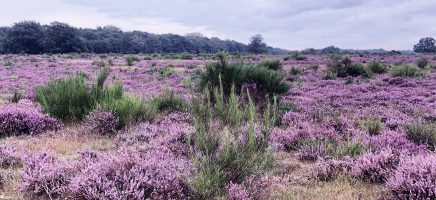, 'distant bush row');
322,56,429,80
